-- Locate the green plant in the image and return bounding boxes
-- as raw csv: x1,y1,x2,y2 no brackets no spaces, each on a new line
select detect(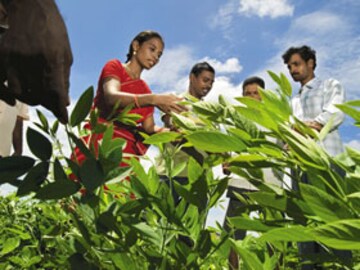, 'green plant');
0,71,359,269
